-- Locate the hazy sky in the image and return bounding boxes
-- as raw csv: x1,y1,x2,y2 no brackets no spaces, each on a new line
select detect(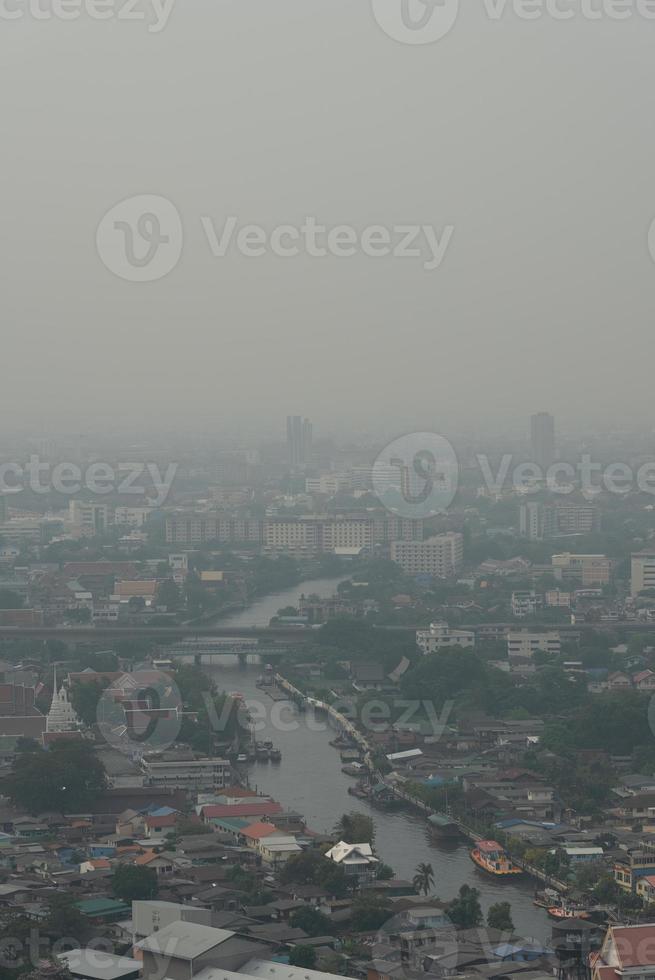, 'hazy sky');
3,1,654,438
